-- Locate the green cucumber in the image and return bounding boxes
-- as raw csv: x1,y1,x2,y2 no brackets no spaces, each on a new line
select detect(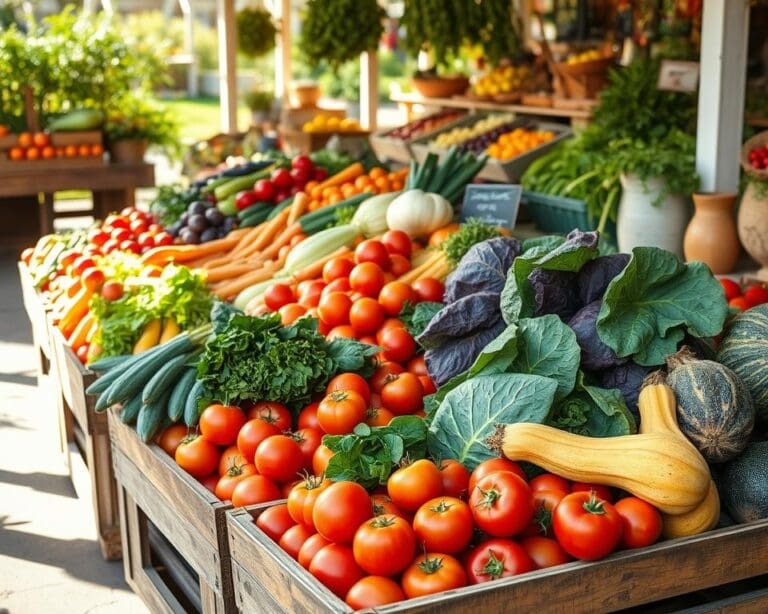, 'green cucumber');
95,334,196,411
267,197,294,220
87,354,132,373
184,380,206,427
214,168,274,201
168,368,198,422
120,394,143,424
237,201,273,220
142,352,196,405
86,343,168,396
136,388,173,442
